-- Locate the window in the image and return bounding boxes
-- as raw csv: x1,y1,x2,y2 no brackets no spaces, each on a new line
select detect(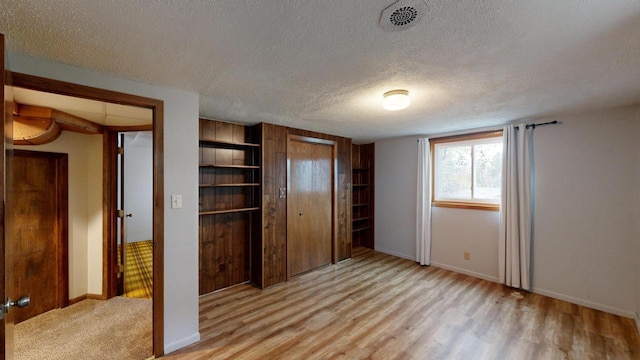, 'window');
431,131,503,211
